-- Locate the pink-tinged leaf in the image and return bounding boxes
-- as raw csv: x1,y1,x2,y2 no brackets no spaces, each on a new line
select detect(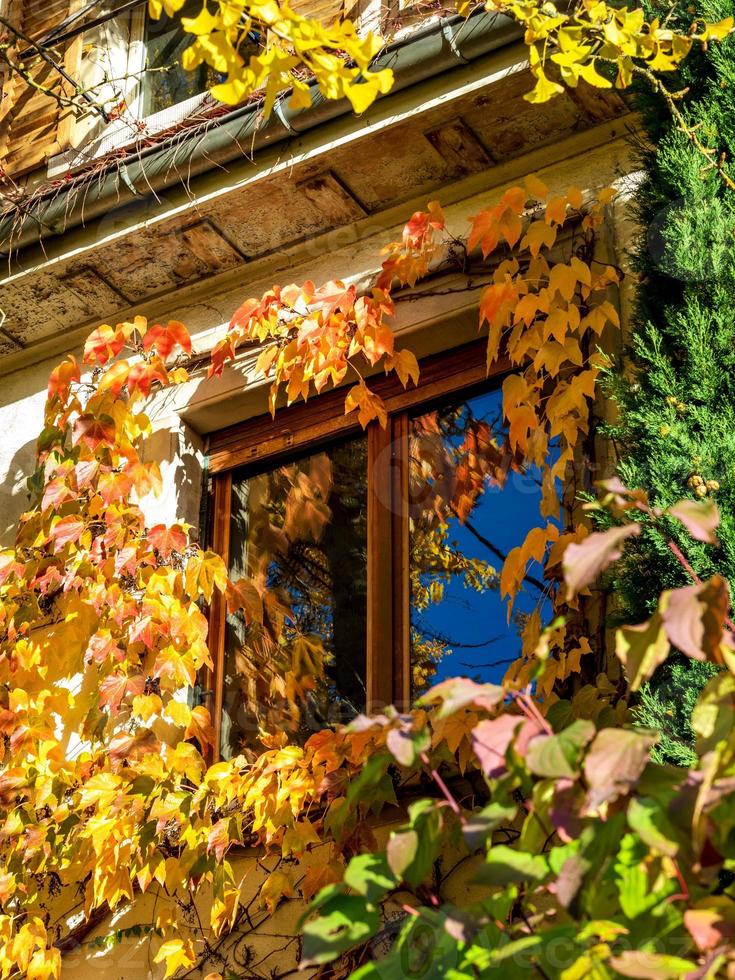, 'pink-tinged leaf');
208,819,231,861
49,516,84,549
548,777,585,843
418,677,505,718
661,575,729,662
551,853,589,909
684,901,735,952
41,477,75,511
99,673,144,713
563,523,640,596
86,632,125,665
610,950,704,979
584,727,657,811
668,498,720,544
142,320,192,359
386,725,430,768
75,460,99,490
147,524,188,558
310,280,356,318
472,714,543,779
0,553,20,587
